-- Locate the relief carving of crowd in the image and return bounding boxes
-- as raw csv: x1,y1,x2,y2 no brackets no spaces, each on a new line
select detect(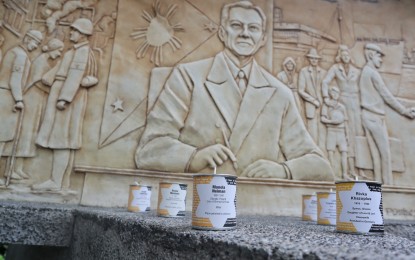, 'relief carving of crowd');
0,3,99,192
0,0,413,195
276,44,415,185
